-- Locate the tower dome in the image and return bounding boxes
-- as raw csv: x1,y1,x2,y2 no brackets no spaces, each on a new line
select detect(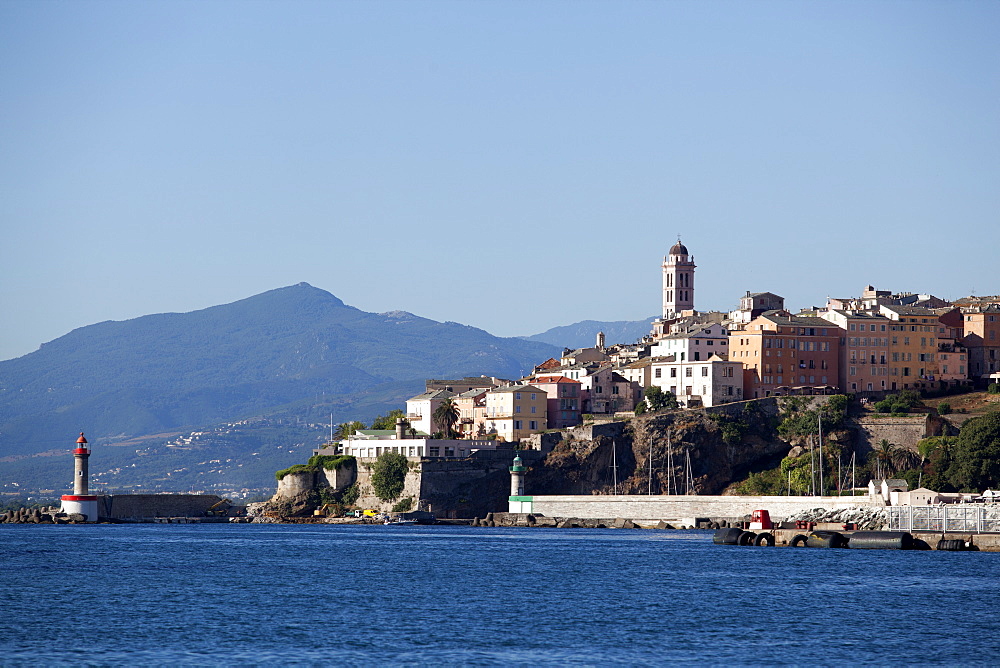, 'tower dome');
662,237,696,319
